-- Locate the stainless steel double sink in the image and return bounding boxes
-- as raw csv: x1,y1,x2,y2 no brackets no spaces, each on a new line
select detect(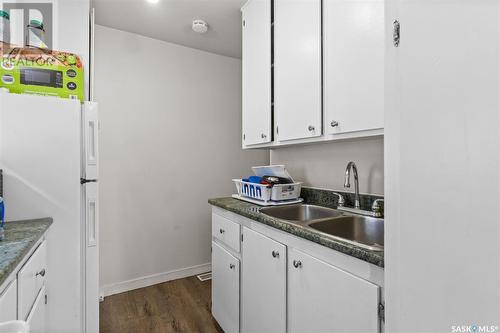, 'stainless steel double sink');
260,204,384,251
